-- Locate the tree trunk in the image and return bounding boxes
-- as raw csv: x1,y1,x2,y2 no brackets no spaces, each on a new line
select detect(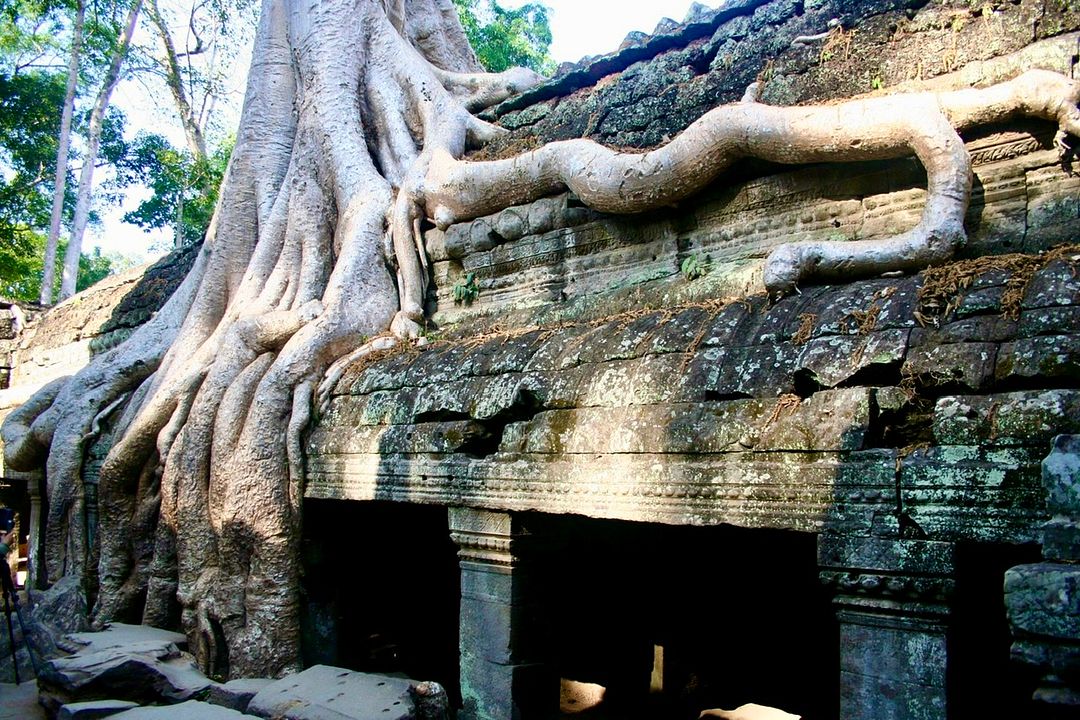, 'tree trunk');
60,0,144,301
145,0,208,162
40,0,85,306
3,0,1078,683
